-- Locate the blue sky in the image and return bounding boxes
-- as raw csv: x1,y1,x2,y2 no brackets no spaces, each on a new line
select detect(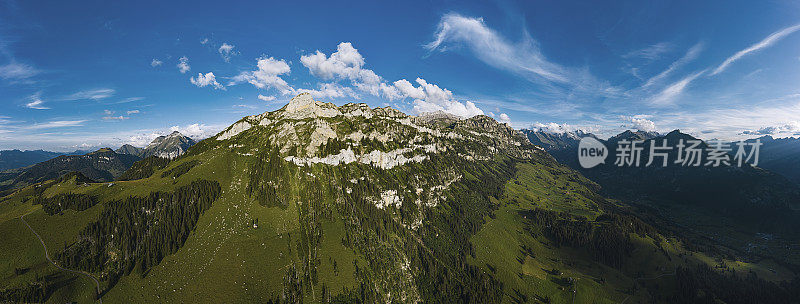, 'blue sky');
1,0,800,151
